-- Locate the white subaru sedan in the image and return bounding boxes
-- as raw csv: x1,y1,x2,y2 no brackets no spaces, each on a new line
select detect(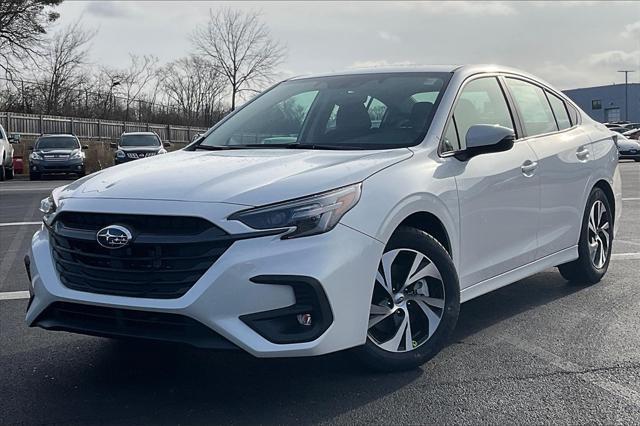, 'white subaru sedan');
26,65,621,371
